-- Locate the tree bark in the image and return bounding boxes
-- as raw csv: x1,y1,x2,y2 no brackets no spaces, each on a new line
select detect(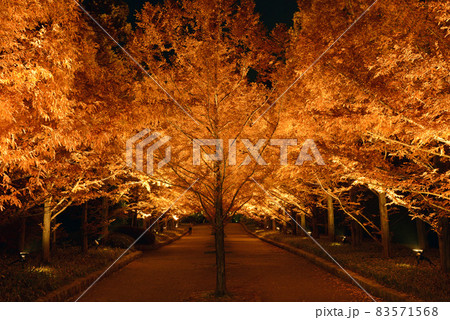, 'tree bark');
272,218,277,231
439,217,450,273
214,214,226,296
378,192,391,258
42,199,51,263
327,195,335,242
131,210,137,227
301,213,306,231
350,220,362,247
101,197,109,241
81,202,88,253
282,220,287,234
295,213,300,235
19,216,27,252
416,219,428,250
